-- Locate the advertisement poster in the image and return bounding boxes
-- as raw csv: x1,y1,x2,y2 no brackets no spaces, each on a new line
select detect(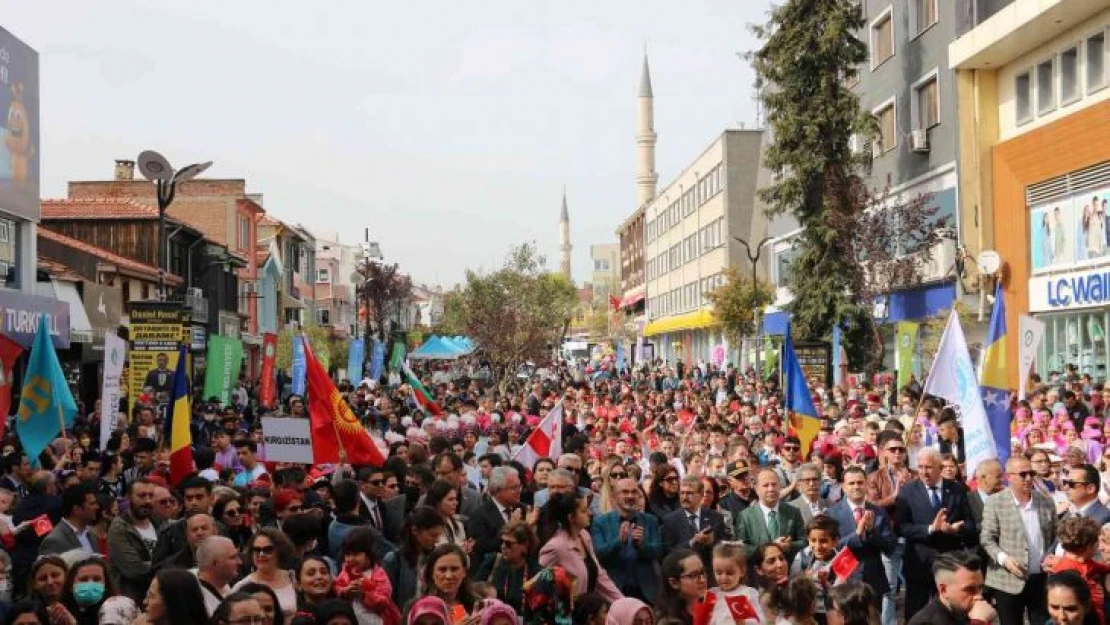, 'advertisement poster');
895,321,919,391
202,335,244,405
259,333,277,407
99,331,125,449
291,336,306,397
793,342,832,388
128,302,185,405
0,27,40,222
1031,188,1110,272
